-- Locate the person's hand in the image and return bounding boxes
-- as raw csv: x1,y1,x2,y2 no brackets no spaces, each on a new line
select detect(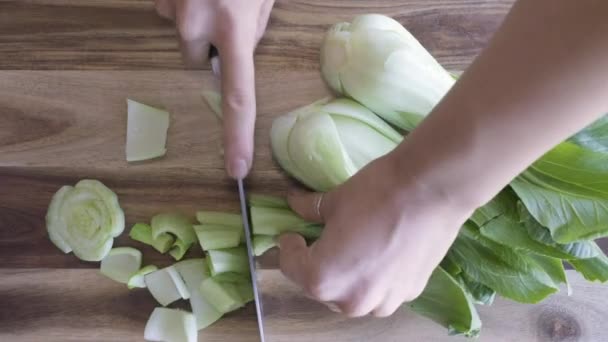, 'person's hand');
155,0,275,178
278,153,475,317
